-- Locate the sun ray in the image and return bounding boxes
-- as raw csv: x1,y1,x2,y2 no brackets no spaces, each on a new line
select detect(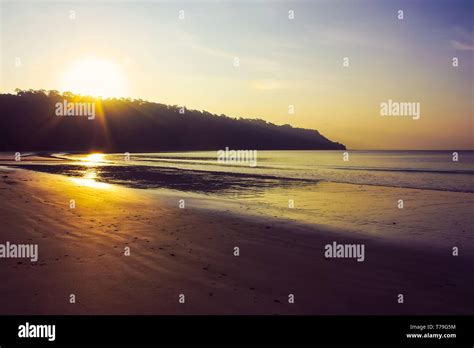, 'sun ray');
59,57,127,98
